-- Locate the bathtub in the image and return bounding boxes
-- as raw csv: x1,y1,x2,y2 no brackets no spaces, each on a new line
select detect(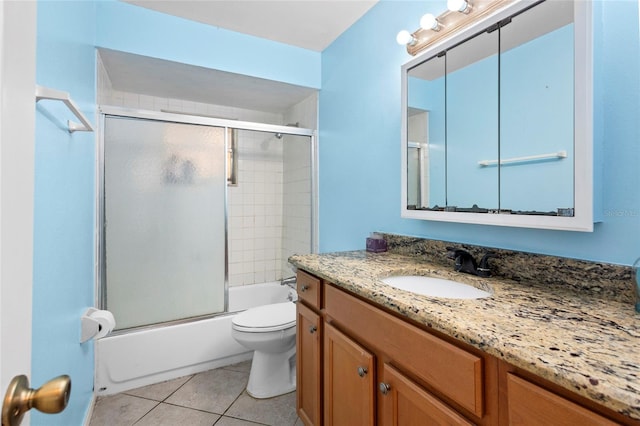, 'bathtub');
95,282,293,395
